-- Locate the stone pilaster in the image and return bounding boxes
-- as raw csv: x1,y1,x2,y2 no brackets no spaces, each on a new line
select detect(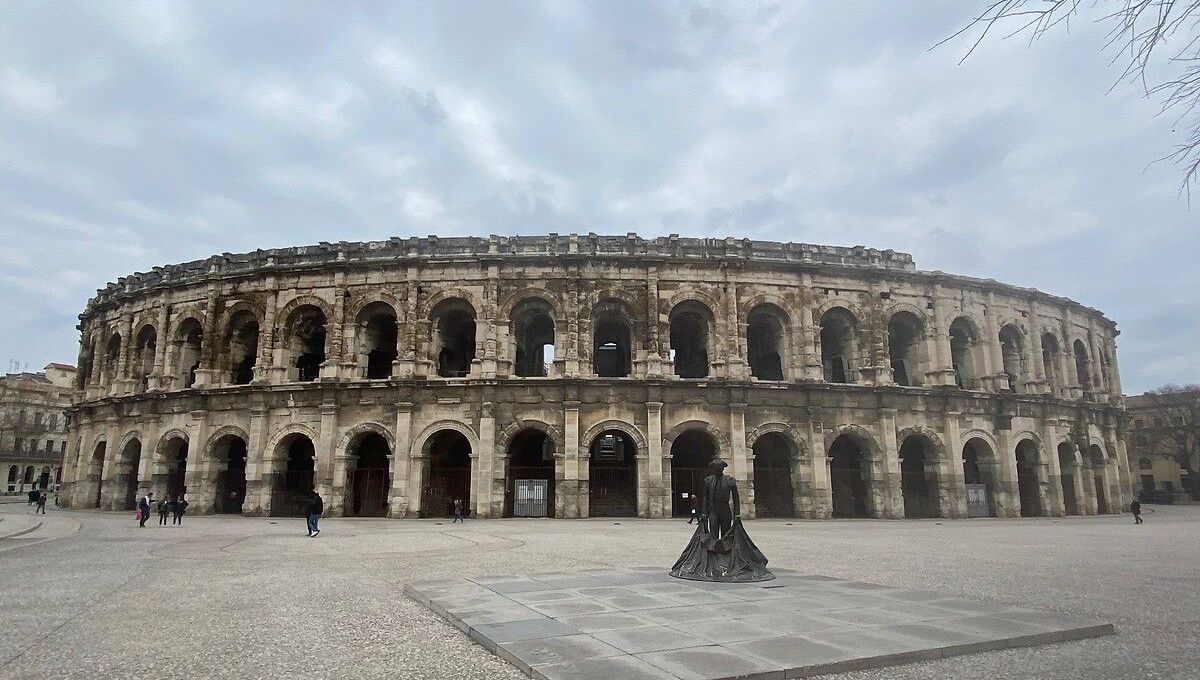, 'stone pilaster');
560,401,581,518
390,402,413,517
476,402,497,518
244,405,269,515
941,412,968,518
645,401,664,518
876,409,903,518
